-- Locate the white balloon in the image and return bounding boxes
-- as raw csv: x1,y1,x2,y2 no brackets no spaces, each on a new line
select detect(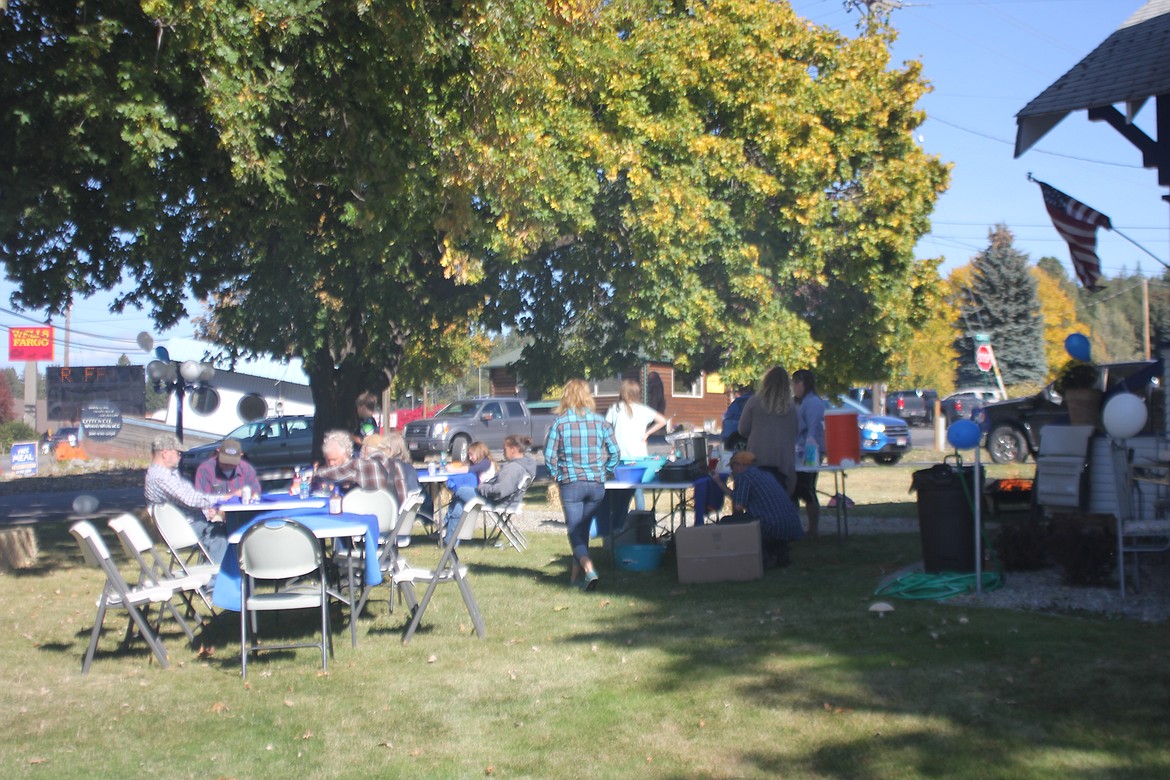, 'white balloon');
1102,393,1148,439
